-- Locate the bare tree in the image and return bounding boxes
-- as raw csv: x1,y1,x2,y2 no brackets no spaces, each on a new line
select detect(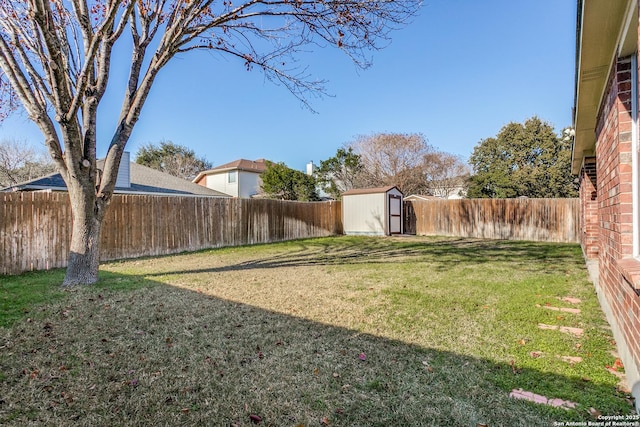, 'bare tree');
0,138,55,188
350,132,434,195
0,0,419,285
423,151,470,198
